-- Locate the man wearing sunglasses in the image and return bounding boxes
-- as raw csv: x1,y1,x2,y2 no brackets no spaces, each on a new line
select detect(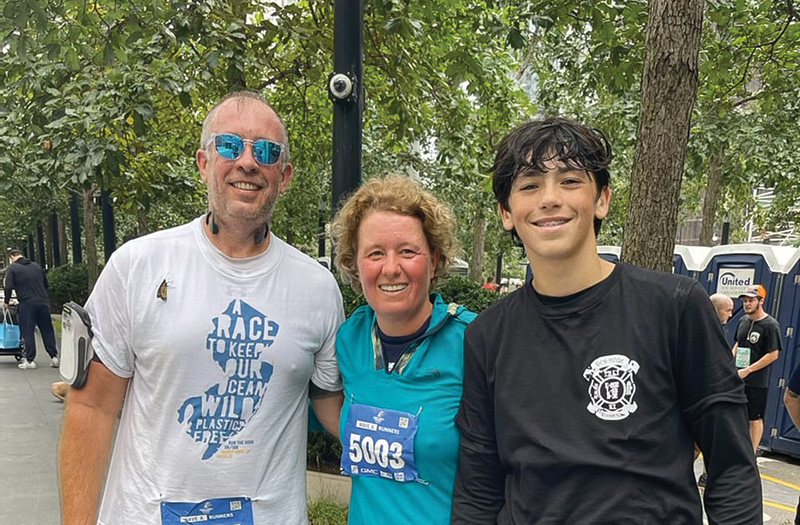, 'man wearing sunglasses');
59,91,345,525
